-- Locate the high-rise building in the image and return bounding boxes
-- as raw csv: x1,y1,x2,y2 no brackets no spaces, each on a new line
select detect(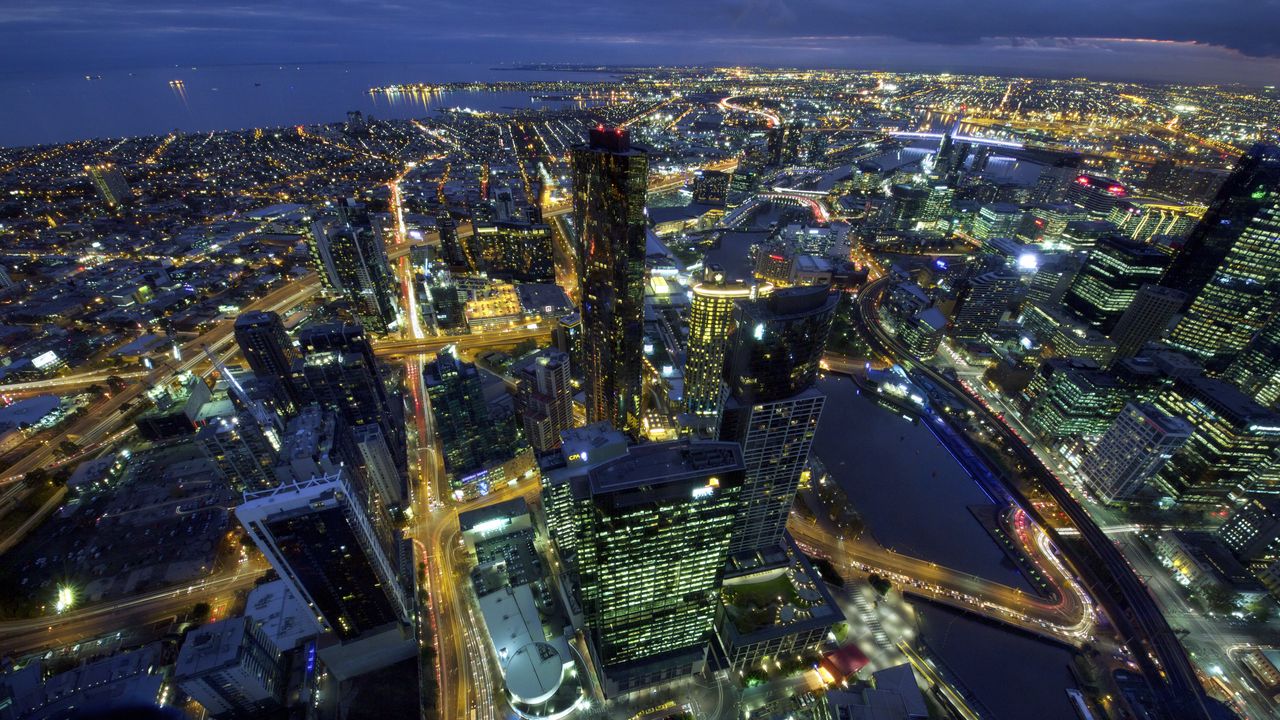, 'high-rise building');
1153,376,1280,502
309,200,400,333
1108,284,1187,359
1025,253,1085,309
1165,146,1280,366
951,269,1021,342
767,123,805,166
684,267,772,430
973,203,1023,240
1064,237,1171,333
546,437,745,695
174,617,286,719
692,169,731,206
234,310,300,407
424,346,524,494
196,411,281,491
719,286,837,556
470,221,554,282
553,312,582,376
1220,497,1280,564
85,164,131,207
1024,358,1128,441
514,348,574,453
1066,174,1128,217
573,126,649,434
292,323,400,456
1225,314,1280,409
236,470,413,678
1080,403,1193,502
